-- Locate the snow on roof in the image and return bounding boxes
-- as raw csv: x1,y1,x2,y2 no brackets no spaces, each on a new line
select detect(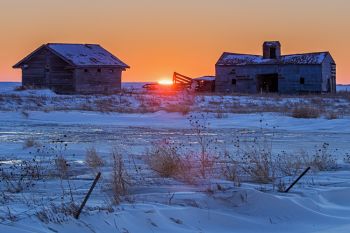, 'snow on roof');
47,44,129,68
217,52,329,66
193,76,216,81
263,41,281,46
